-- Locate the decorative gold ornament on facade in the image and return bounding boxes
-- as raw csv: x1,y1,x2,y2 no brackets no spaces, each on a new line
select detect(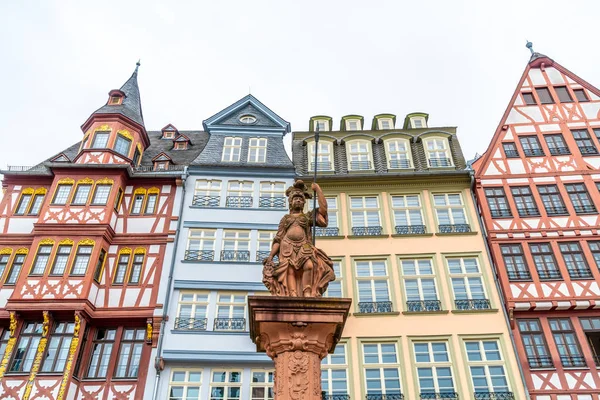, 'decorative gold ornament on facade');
23,311,51,400
96,177,114,185
146,321,153,343
77,238,95,246
0,312,19,378
56,312,82,400
117,129,133,140
58,238,75,245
